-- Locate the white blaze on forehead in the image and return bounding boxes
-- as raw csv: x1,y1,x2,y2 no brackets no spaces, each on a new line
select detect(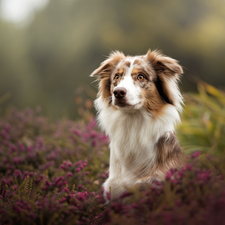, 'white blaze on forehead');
128,57,136,75
114,57,141,105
